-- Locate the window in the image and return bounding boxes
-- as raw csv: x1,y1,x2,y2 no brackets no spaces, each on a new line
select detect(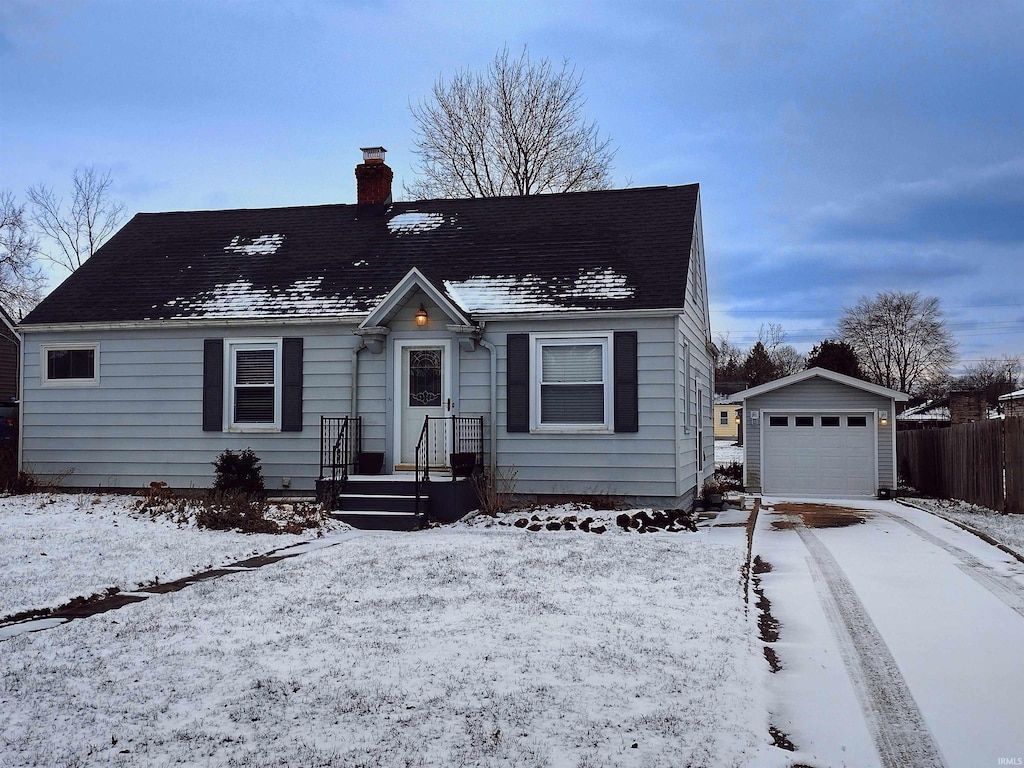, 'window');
769,416,789,427
821,416,841,427
795,416,814,427
533,335,612,430
720,410,729,425
41,344,99,385
847,415,868,427
226,340,281,430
